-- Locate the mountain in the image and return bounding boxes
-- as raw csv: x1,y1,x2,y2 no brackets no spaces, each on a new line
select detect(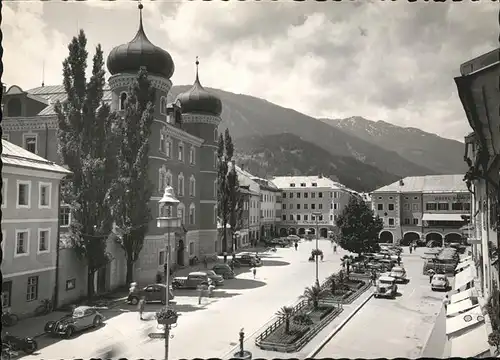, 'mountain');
320,116,467,175
168,86,436,180
233,133,399,192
